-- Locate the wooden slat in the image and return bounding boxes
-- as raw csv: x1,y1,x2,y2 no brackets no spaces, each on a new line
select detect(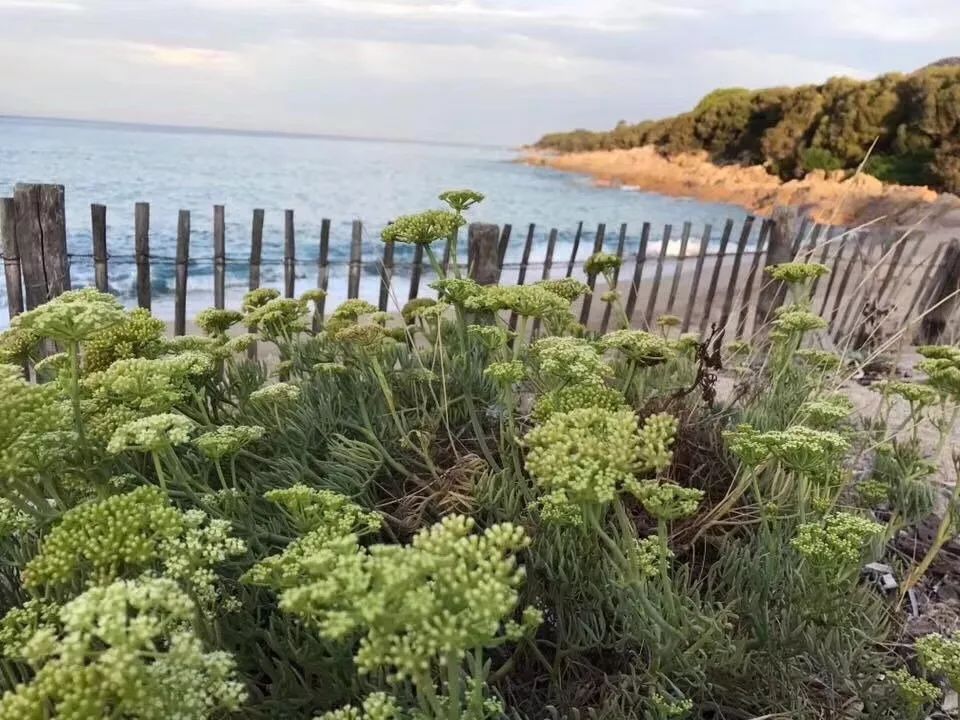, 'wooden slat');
682,224,711,333
735,218,773,338
904,245,946,325
644,224,672,327
791,216,812,256
827,232,862,331
510,223,537,330
38,185,70,295
565,221,584,278
174,210,190,336
348,220,362,299
531,228,559,338
665,221,692,317
811,226,842,303
600,223,628,333
624,222,650,324
284,209,296,298
801,223,824,262
875,229,912,307
817,230,848,317
699,218,735,334
213,205,226,309
247,209,264,359
14,184,50,309
836,236,883,340
1,197,24,320
317,218,331,320
379,240,395,312
91,203,108,292
496,223,512,282
135,202,151,309
408,244,424,300
579,223,606,326
718,216,755,333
